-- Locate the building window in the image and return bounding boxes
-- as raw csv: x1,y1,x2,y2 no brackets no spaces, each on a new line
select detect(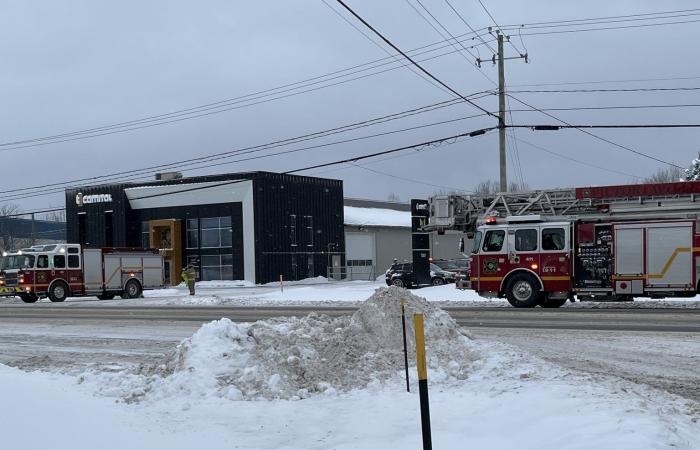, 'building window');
290,214,297,247
200,254,233,281
200,217,232,249
186,219,199,249
347,259,373,267
304,216,313,248
141,221,150,248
